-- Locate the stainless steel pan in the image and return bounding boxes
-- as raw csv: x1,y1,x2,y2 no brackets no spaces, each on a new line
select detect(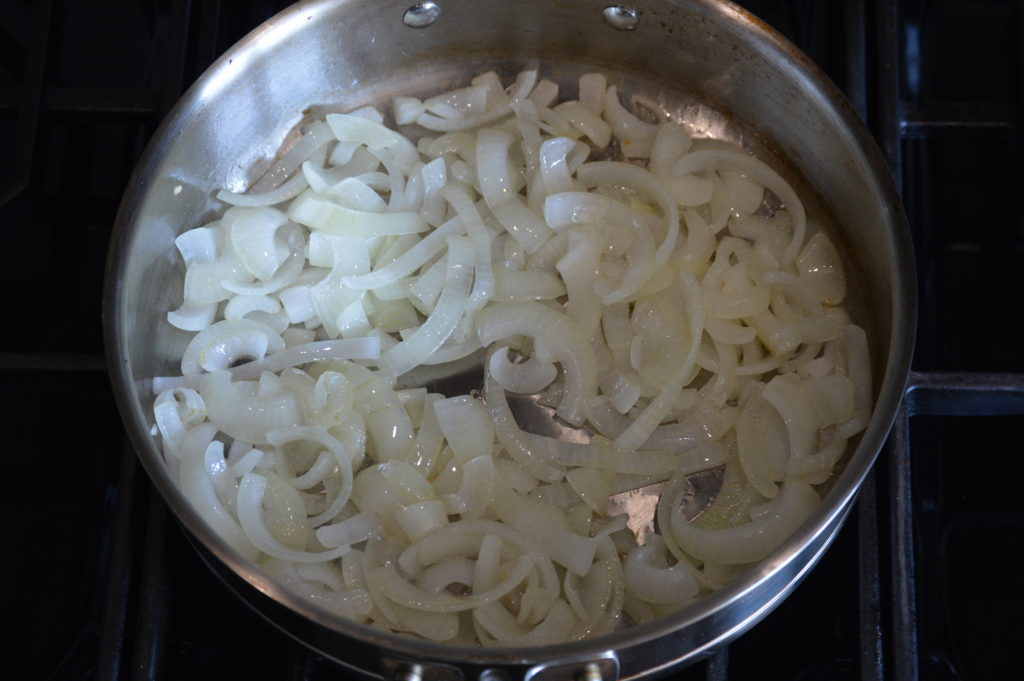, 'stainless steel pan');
104,1,916,679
